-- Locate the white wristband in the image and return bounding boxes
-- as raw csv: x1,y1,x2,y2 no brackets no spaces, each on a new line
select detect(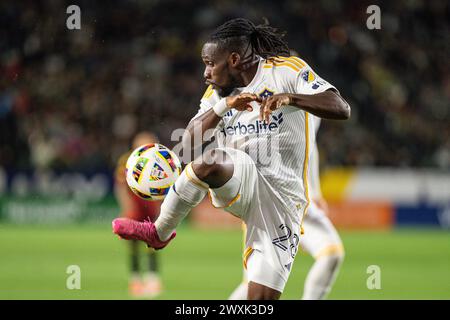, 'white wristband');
212,98,231,117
